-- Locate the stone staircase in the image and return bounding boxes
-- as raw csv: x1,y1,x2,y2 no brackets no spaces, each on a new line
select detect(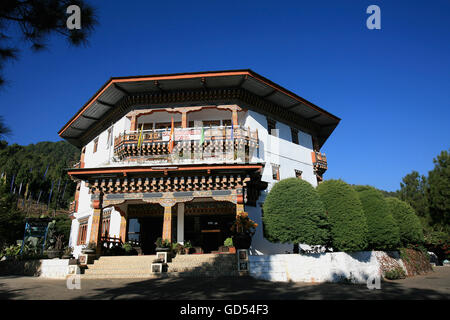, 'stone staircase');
80,253,238,279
